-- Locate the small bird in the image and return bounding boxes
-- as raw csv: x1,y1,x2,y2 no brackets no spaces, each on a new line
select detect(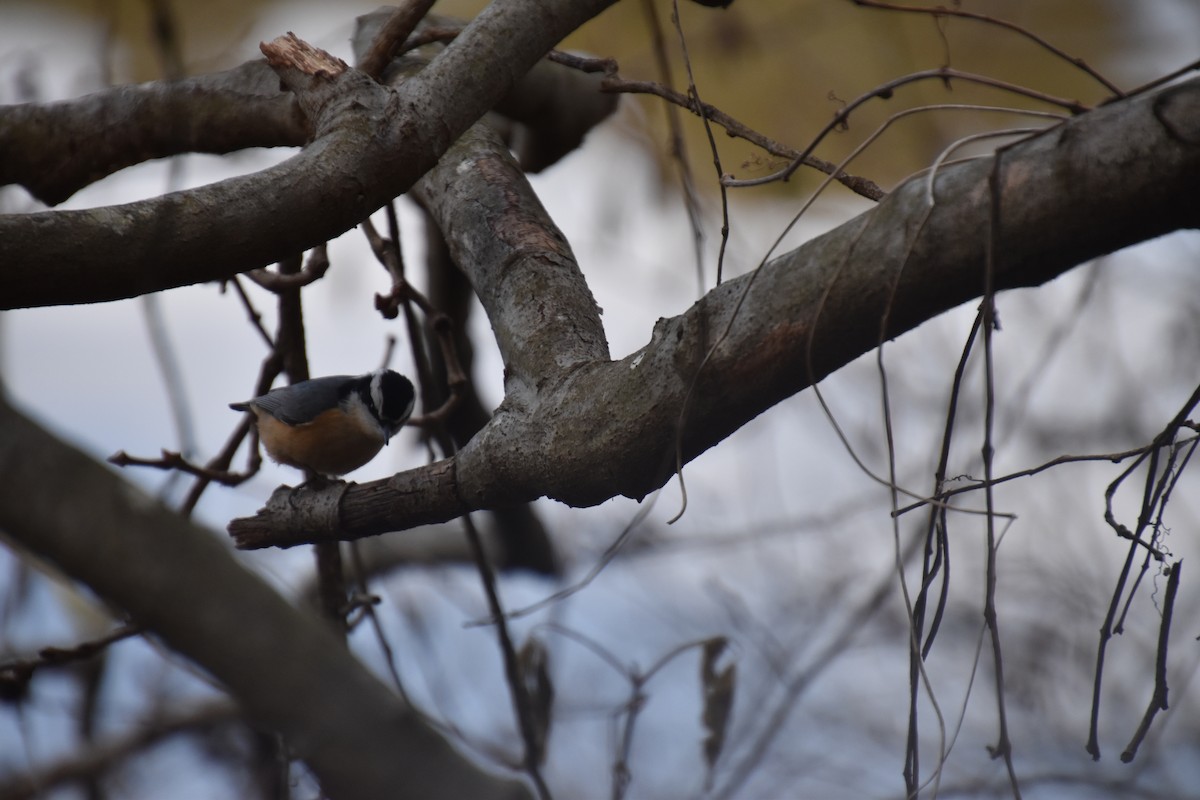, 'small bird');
230,369,415,477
